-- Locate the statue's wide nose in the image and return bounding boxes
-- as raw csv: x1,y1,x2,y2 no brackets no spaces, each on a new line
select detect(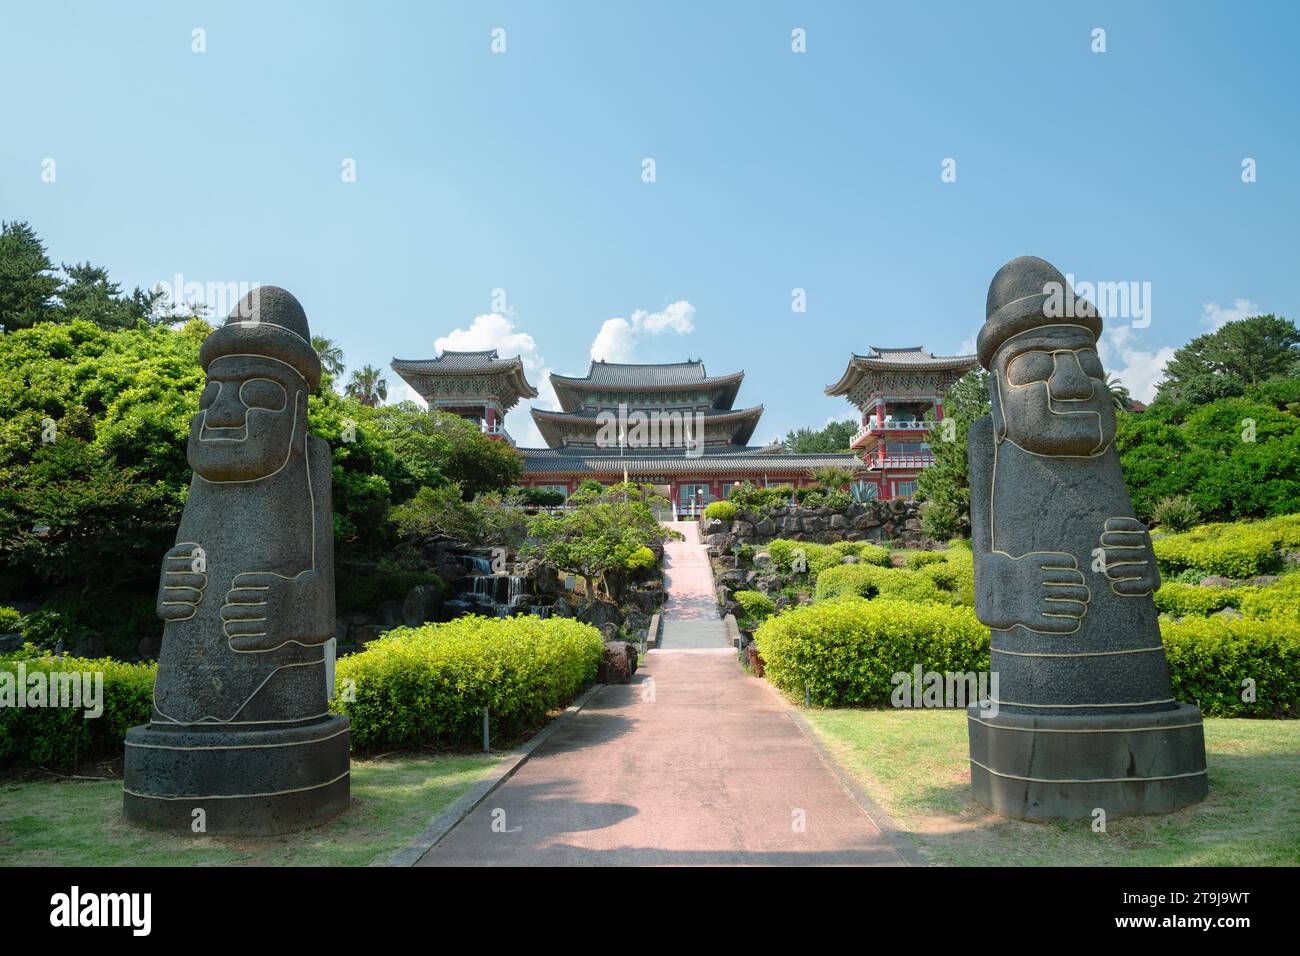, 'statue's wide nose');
205,389,247,428
1047,353,1095,400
